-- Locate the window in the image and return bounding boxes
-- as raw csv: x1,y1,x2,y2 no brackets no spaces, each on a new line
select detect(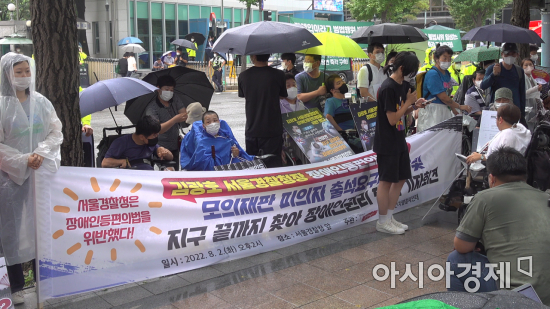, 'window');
137,1,150,68
152,2,163,63
179,5,189,38
93,22,100,54
166,4,176,51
